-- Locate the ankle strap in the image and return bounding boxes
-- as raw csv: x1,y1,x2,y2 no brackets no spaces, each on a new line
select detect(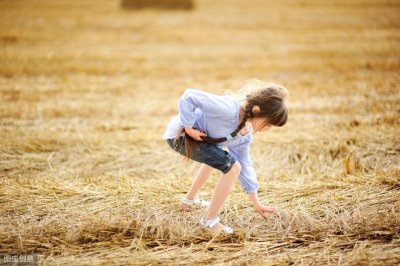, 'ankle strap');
203,217,220,228
181,196,202,205
180,197,194,205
